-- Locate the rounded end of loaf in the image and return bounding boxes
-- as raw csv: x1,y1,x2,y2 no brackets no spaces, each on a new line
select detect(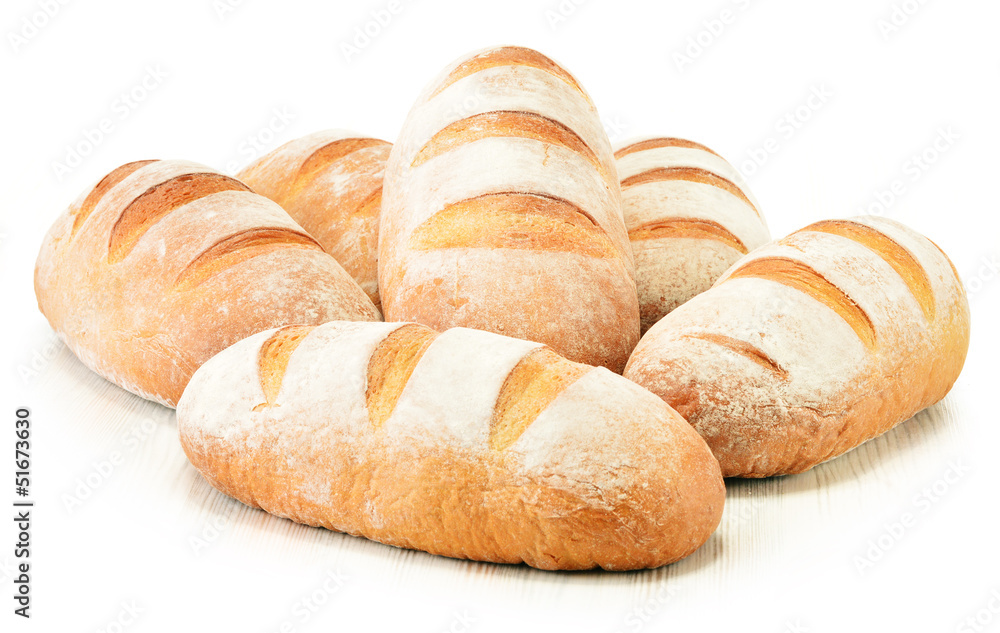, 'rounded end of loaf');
33,208,69,328
35,159,383,407
379,44,636,373
493,368,726,570
624,335,764,478
235,129,379,196
625,215,972,478
34,159,161,331
817,215,972,417
624,343,852,478
596,399,726,570
857,216,971,406
615,136,771,333
177,321,724,570
160,247,382,405
420,45,596,106
176,327,277,503
236,130,392,312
